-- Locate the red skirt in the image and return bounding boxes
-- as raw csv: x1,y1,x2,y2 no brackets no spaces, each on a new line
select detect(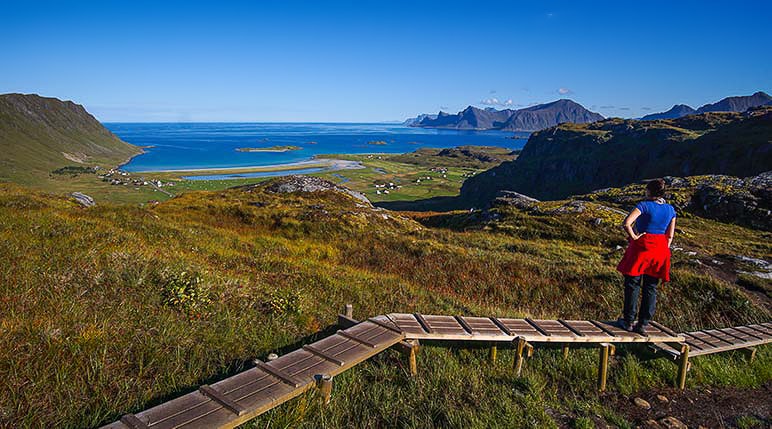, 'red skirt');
617,233,671,282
